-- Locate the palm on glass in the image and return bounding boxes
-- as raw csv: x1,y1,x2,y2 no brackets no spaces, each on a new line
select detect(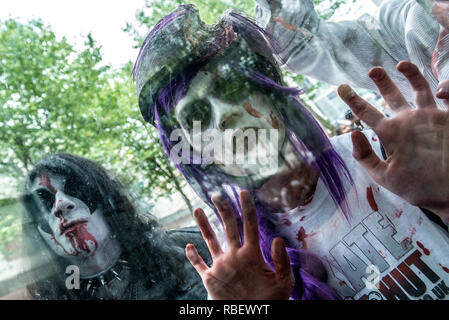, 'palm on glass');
337,61,449,221
185,190,295,300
